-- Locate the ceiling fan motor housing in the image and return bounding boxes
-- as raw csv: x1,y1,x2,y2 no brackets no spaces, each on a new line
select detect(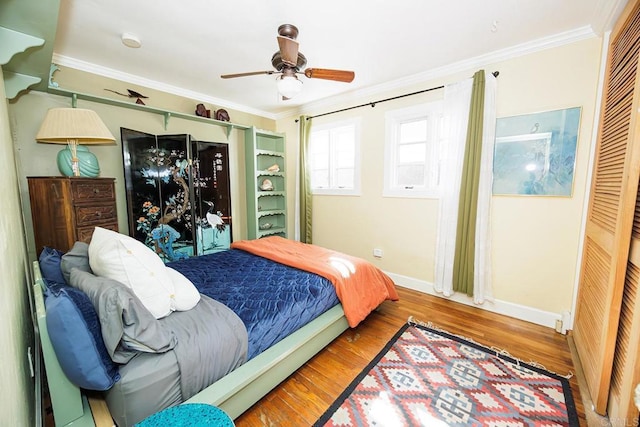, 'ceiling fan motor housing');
271,51,307,72
278,24,298,40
